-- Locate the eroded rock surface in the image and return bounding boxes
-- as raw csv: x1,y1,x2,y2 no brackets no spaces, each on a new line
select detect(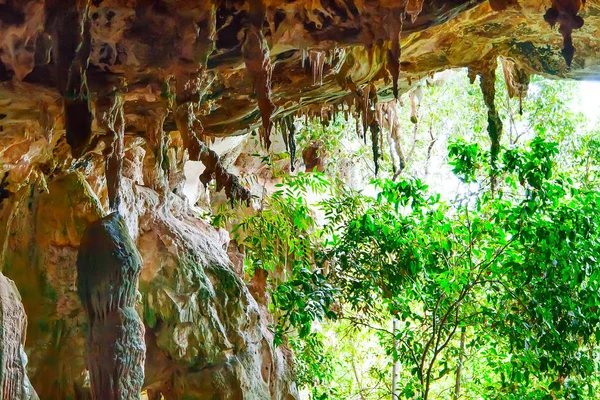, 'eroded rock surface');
0,274,38,400
0,165,296,398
